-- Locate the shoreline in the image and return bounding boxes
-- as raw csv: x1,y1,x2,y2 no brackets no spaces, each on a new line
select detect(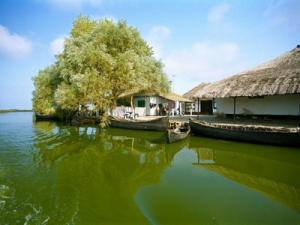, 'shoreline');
0,109,32,114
